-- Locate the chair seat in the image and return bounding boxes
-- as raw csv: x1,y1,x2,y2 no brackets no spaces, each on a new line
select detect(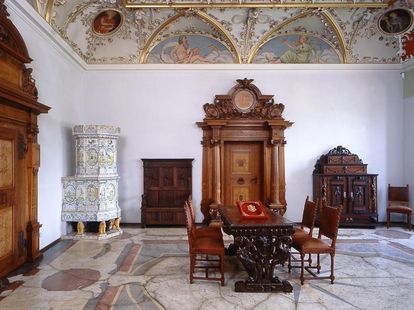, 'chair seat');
292,227,312,243
387,205,412,213
195,226,223,240
294,237,334,254
192,237,225,255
